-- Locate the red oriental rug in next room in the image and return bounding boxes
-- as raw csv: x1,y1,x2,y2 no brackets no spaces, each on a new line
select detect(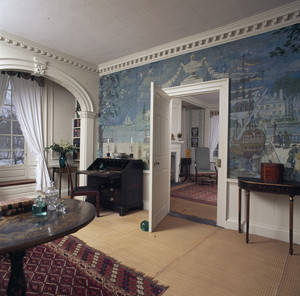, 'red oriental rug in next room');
171,183,217,206
0,235,168,296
